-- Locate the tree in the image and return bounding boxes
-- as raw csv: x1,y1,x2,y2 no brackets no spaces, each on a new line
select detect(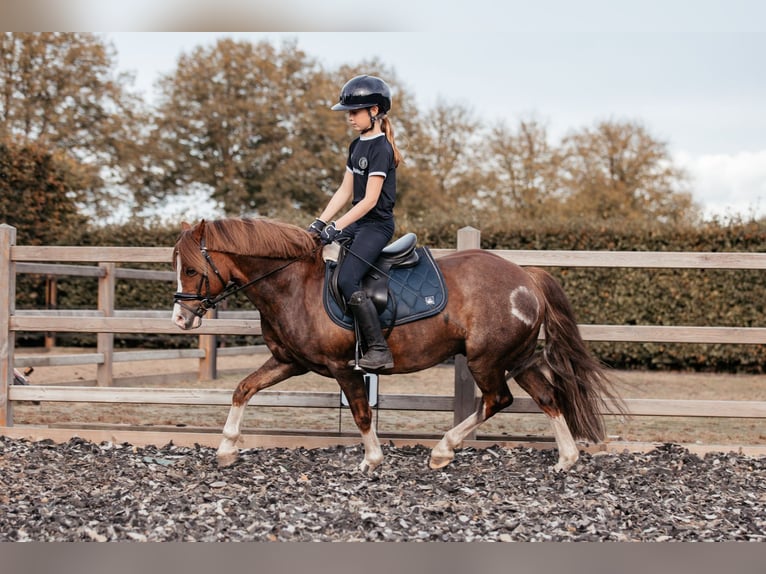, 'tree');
398,99,482,223
0,140,89,245
482,117,562,220
559,120,698,224
253,62,354,218
152,37,347,218
0,33,148,213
